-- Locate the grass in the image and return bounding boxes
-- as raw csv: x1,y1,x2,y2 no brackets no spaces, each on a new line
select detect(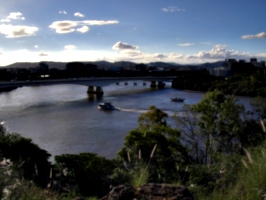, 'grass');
130,161,150,188
198,146,266,200
128,145,157,188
